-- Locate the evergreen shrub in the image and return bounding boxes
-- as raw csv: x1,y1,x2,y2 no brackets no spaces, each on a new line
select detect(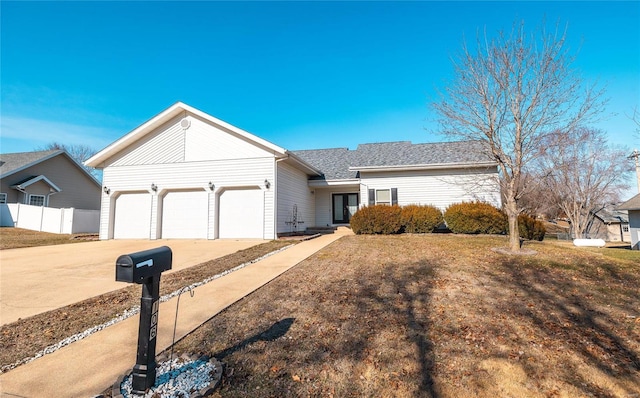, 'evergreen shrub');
518,214,546,241
444,201,507,234
350,205,403,235
400,204,444,233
